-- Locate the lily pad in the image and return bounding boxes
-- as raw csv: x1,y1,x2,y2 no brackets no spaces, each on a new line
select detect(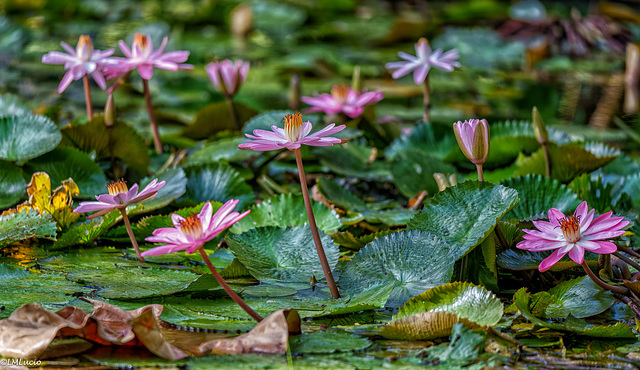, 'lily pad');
242,110,319,135
0,210,57,248
0,94,31,116
500,175,580,220
0,114,61,163
289,331,372,354
380,311,462,341
226,226,339,283
52,207,135,249
408,181,519,261
230,193,341,235
182,101,257,139
543,276,614,319
338,230,456,308
385,122,458,160
0,160,25,208
130,168,188,215
312,143,391,181
390,149,457,198
186,137,256,165
182,163,255,210
23,147,108,199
